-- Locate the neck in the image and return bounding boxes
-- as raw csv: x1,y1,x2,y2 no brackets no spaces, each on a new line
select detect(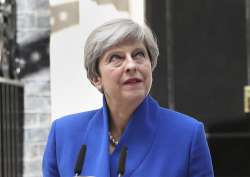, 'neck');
106,96,144,138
